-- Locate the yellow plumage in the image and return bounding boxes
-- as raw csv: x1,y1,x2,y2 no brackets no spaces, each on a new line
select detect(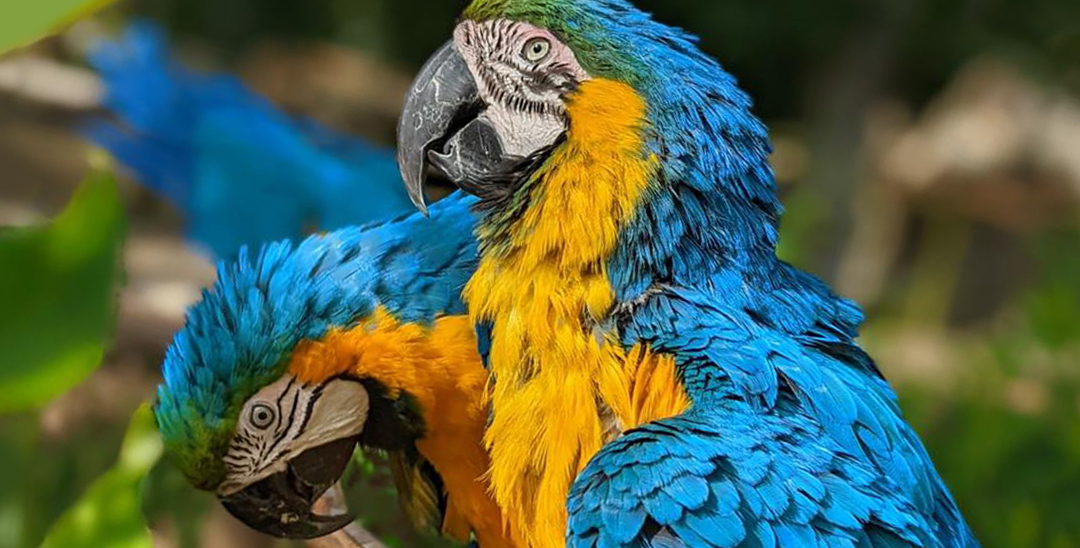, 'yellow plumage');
287,309,523,548
464,79,689,548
